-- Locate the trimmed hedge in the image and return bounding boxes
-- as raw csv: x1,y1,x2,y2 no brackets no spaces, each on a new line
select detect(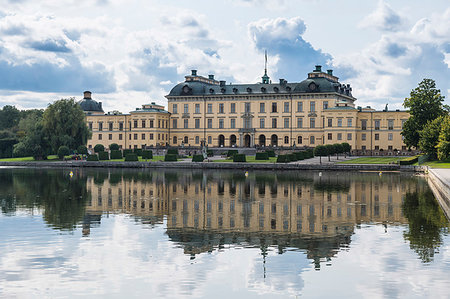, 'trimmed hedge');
255,152,269,160
125,153,139,161
98,151,109,160
109,143,119,151
94,144,104,153
165,154,177,161
133,148,143,156
167,148,178,155
207,149,214,157
142,150,153,159
288,153,297,162
265,150,276,157
399,156,419,165
227,150,238,157
123,149,133,157
233,154,246,162
87,154,99,161
110,150,123,159
192,154,204,162
276,155,288,163
294,152,305,160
